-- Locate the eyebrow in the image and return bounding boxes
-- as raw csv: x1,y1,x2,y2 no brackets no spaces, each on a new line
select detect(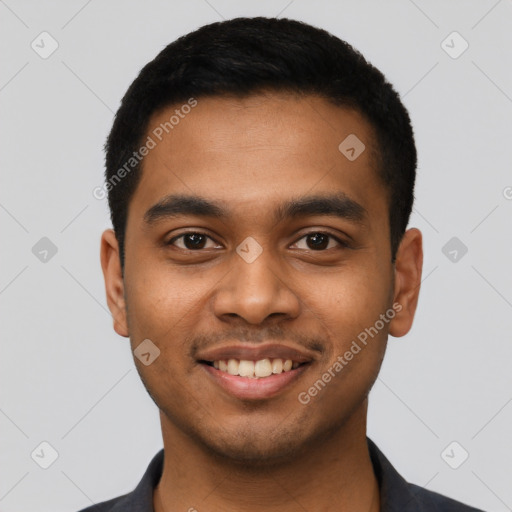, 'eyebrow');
143,193,367,226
